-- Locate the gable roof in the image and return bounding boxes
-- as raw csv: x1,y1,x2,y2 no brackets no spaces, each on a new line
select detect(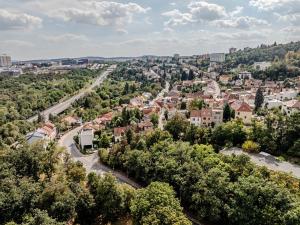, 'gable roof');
236,102,252,112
